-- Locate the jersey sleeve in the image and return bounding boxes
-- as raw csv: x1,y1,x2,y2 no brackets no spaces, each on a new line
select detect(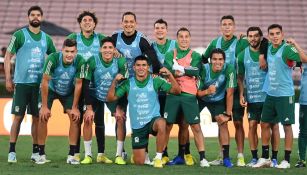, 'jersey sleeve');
84,56,96,80
187,51,201,76
115,79,130,98
75,55,86,79
283,45,301,62
46,34,56,55
66,33,77,40
236,51,245,76
235,38,249,56
225,64,237,88
163,51,175,74
117,57,128,78
7,30,24,54
202,39,217,60
153,77,172,93
43,52,58,76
